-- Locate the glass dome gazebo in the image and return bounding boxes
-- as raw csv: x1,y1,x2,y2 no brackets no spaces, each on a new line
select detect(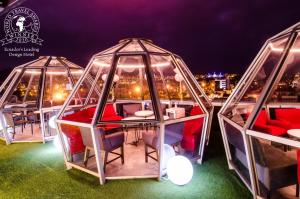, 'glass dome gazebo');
219,22,300,198
0,56,83,144
56,38,213,184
